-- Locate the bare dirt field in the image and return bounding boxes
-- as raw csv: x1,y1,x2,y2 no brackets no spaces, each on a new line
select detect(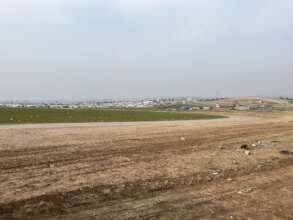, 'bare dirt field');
1,111,293,219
